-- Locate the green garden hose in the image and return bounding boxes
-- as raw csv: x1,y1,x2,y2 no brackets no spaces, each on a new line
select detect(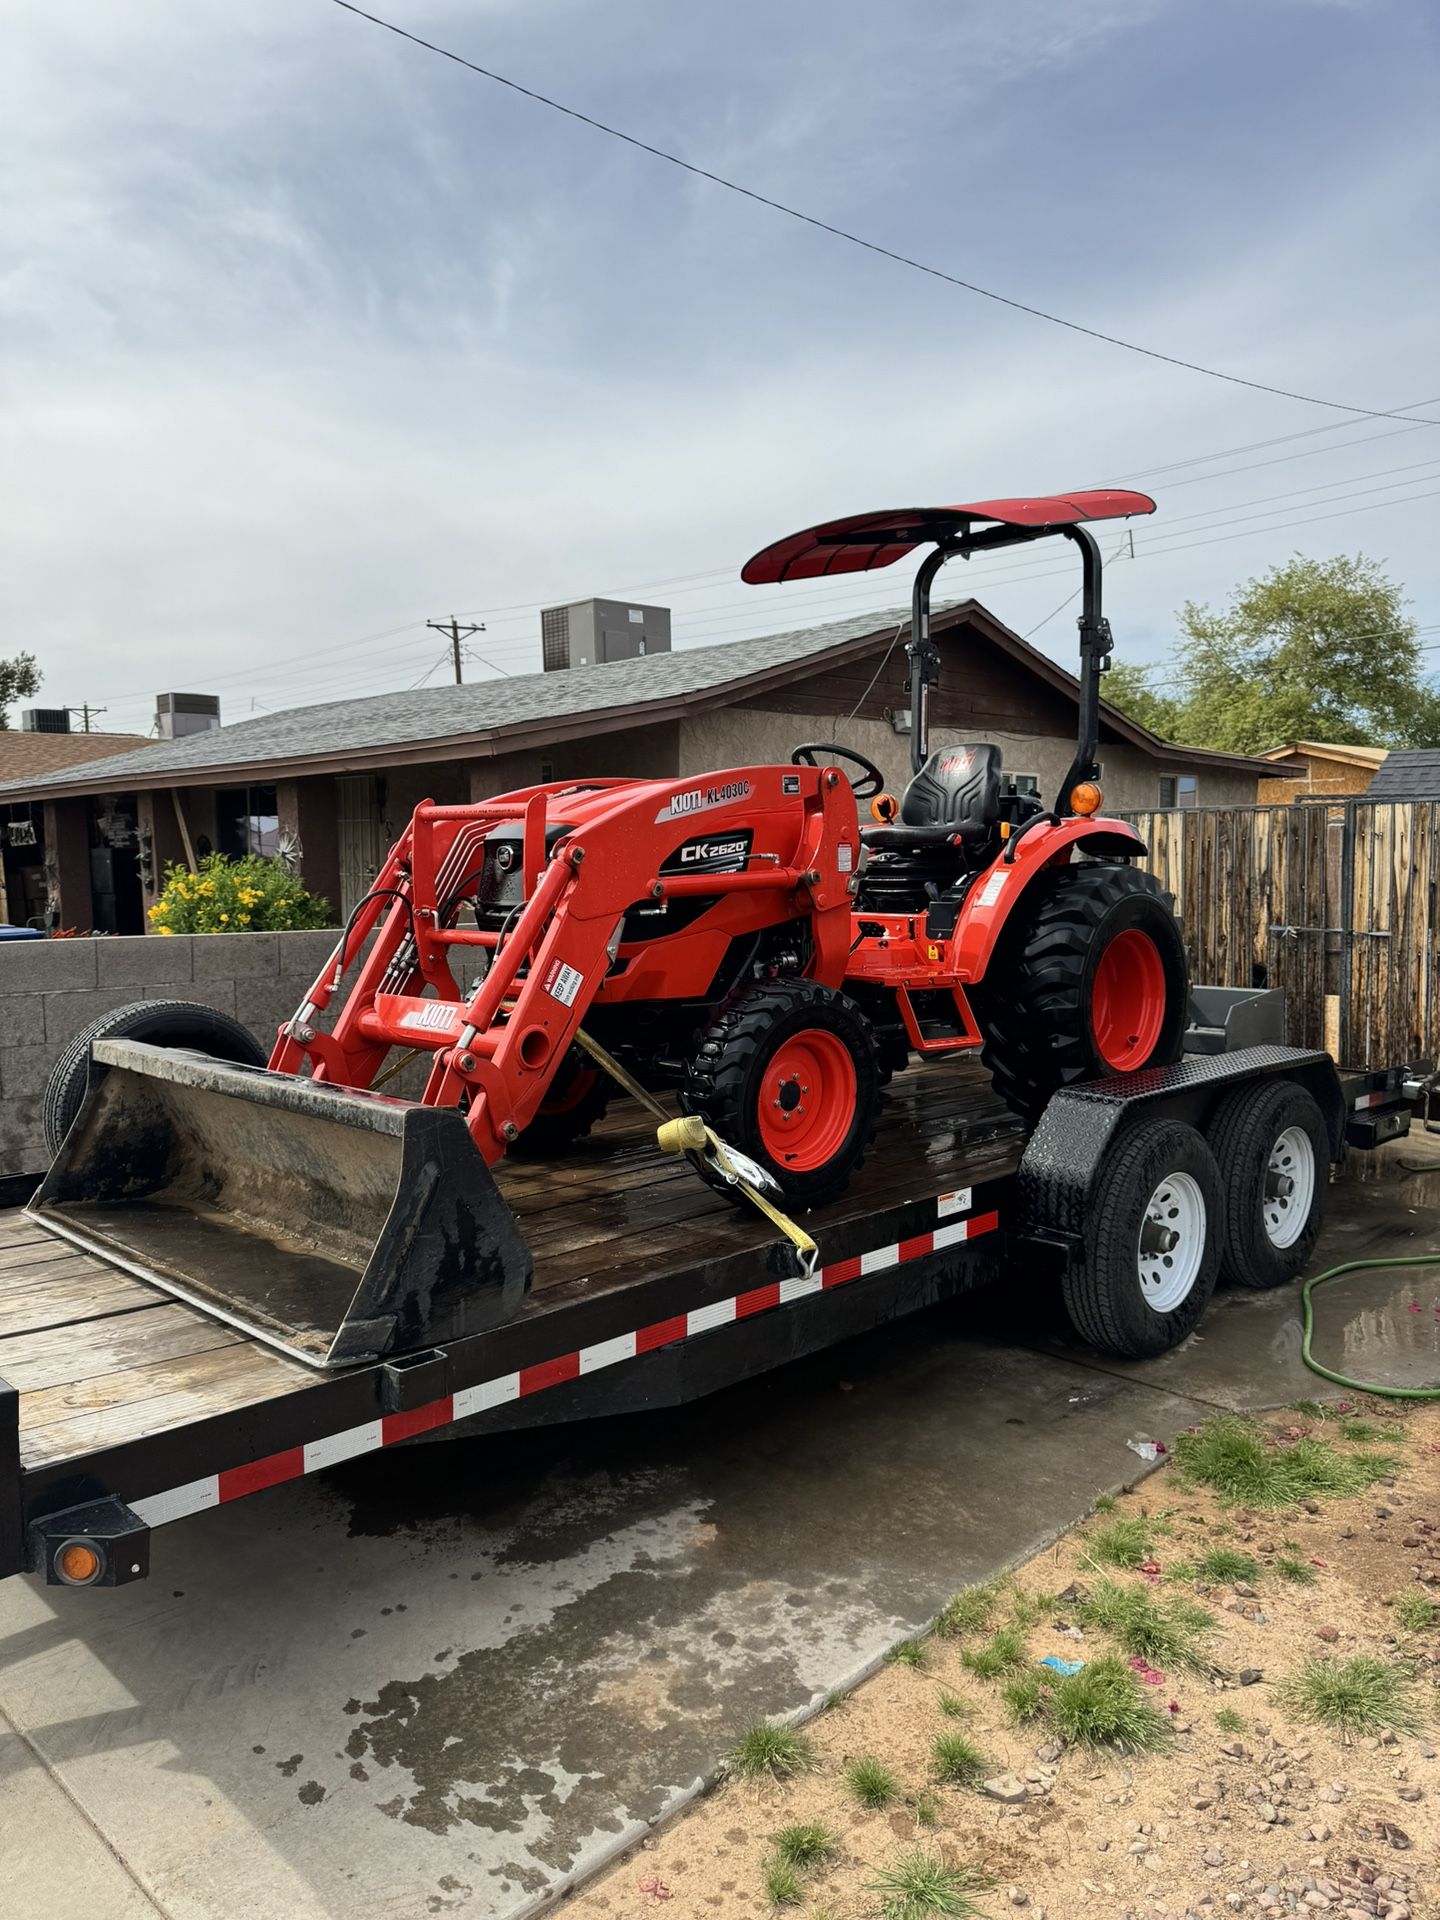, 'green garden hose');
1300,1256,1440,1400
